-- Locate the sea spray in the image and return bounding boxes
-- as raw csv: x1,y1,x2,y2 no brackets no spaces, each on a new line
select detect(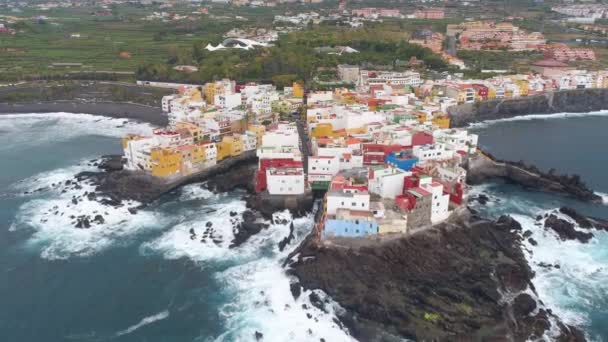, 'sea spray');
468,109,608,128
115,310,170,337
11,160,164,259
214,214,354,342
504,211,608,342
